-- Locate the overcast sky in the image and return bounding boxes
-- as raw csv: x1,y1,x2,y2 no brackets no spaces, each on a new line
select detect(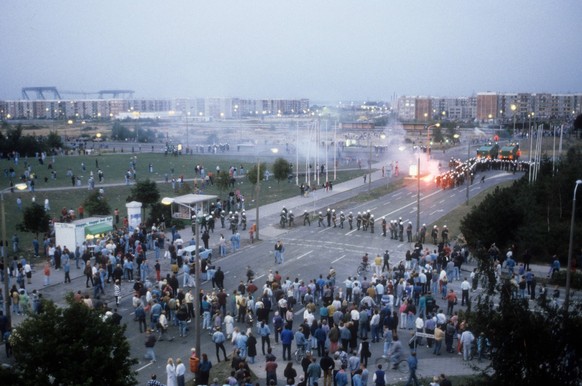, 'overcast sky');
2,1,581,102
